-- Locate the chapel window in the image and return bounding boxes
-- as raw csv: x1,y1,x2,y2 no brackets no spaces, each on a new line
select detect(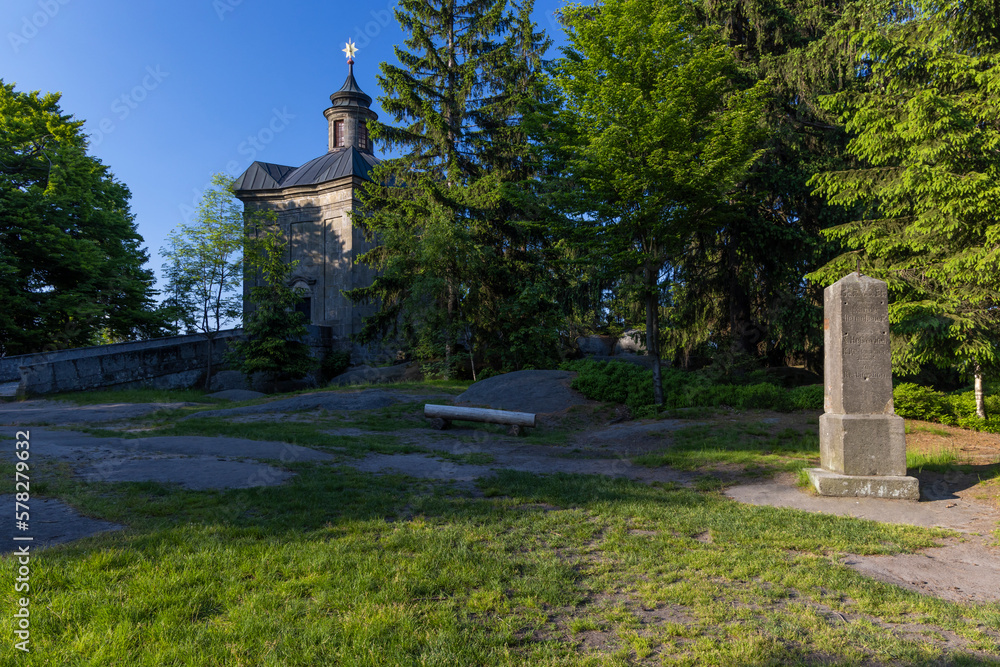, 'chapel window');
358,122,369,151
